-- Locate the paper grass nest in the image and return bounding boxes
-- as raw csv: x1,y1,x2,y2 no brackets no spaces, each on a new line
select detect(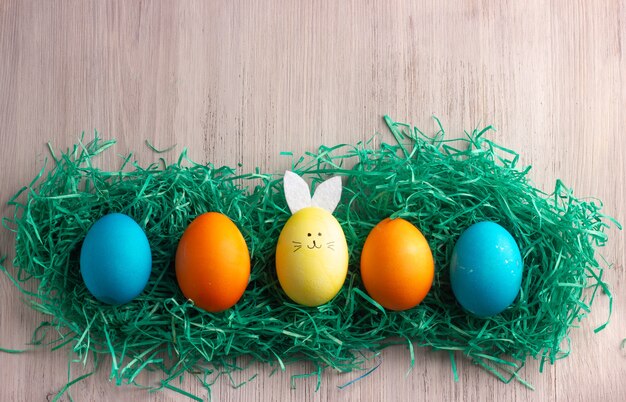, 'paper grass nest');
0,116,618,400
